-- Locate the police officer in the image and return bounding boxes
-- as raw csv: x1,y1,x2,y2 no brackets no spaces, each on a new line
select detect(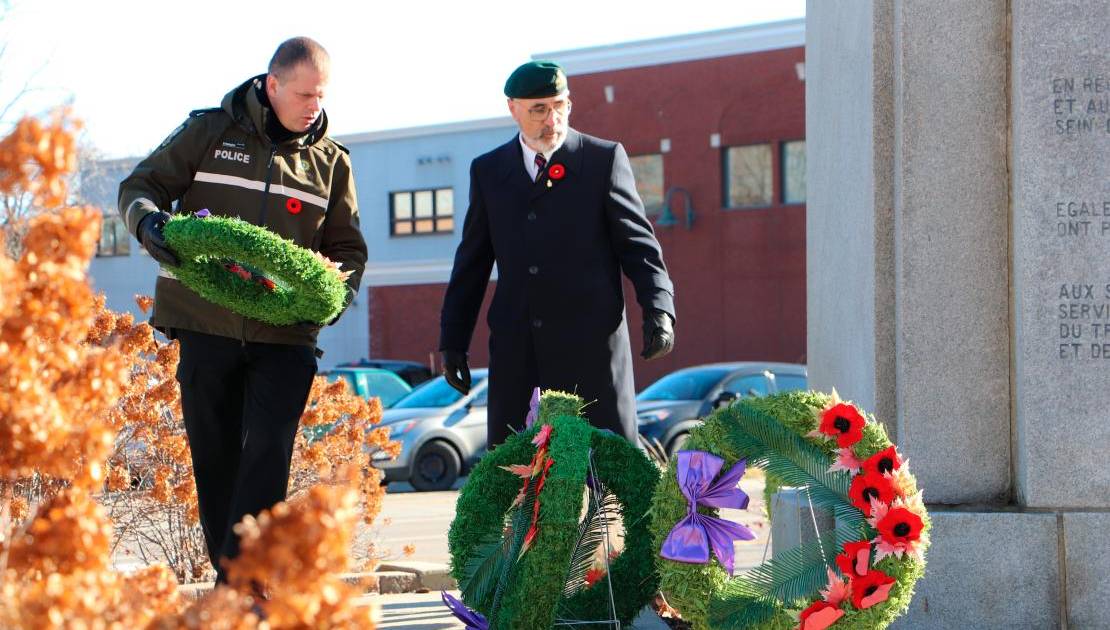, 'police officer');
439,60,676,448
118,37,367,584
